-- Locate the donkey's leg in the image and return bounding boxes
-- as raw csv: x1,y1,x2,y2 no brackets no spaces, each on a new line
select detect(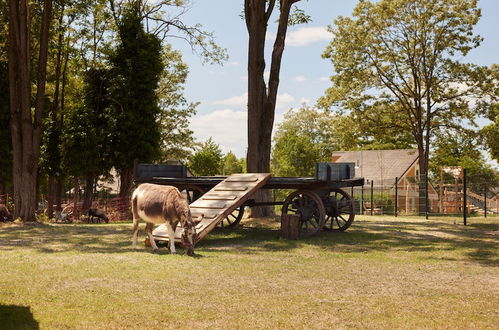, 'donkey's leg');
145,223,159,251
131,197,140,250
164,222,176,254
